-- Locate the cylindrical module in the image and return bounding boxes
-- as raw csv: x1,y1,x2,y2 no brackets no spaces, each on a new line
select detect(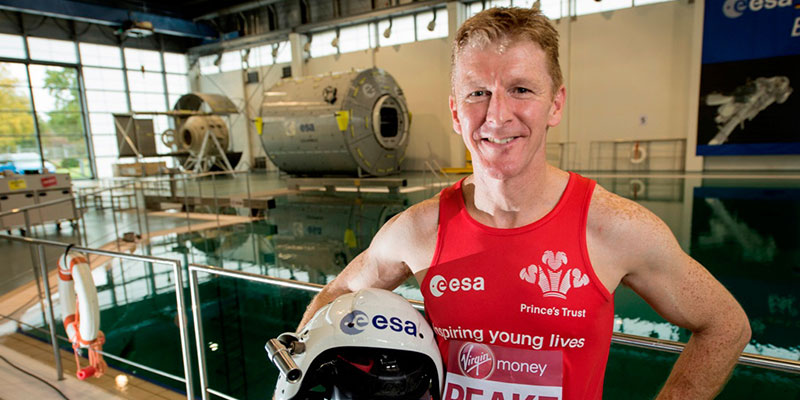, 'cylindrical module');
259,68,410,176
